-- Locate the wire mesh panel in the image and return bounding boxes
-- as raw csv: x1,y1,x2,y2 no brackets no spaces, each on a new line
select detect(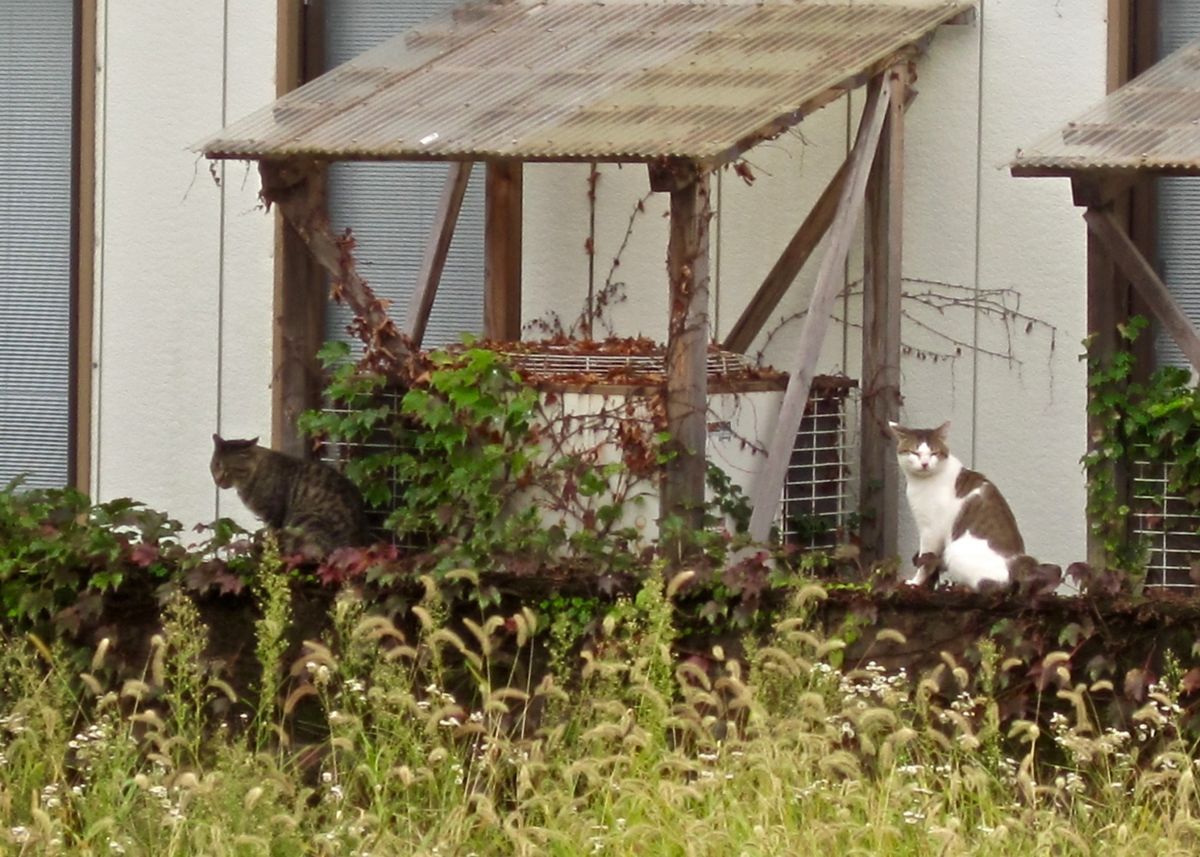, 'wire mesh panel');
319,388,411,545
778,378,857,550
1130,455,1200,591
